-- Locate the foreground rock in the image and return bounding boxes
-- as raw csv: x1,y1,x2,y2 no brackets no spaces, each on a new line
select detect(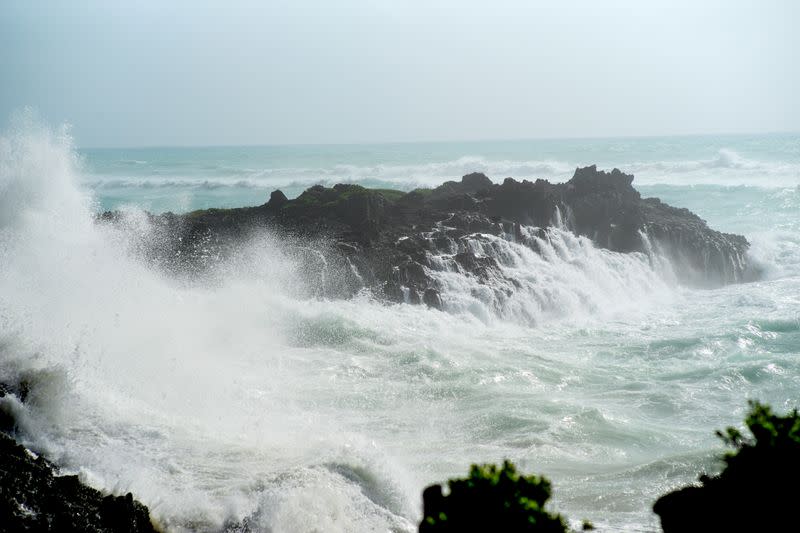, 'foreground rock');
653,401,799,532
0,385,158,533
102,166,753,306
